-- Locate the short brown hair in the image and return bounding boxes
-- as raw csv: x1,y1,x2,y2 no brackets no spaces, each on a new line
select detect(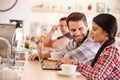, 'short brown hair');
59,17,67,21
66,12,87,28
